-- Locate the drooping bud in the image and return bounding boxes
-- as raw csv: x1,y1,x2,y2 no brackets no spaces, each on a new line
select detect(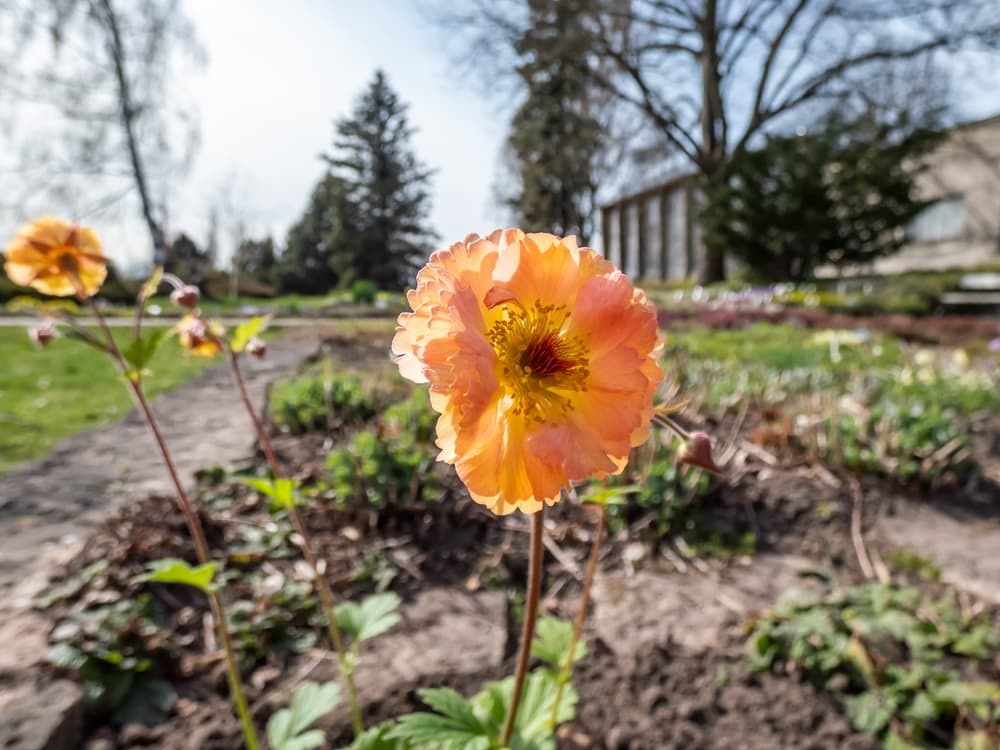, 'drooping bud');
245,336,267,360
176,314,223,357
678,431,722,474
27,322,56,349
170,284,200,309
